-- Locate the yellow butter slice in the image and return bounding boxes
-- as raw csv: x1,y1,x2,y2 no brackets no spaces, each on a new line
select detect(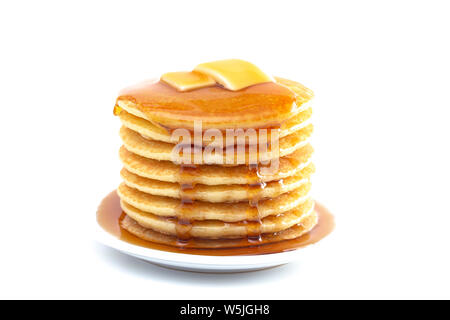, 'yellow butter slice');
161,71,216,91
194,59,274,91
